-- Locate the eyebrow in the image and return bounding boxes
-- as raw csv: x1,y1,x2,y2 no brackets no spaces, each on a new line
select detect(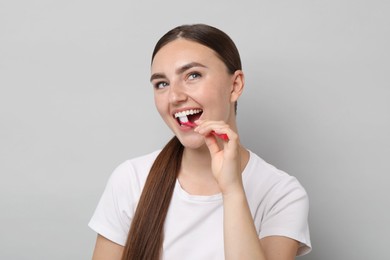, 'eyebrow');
150,62,207,82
